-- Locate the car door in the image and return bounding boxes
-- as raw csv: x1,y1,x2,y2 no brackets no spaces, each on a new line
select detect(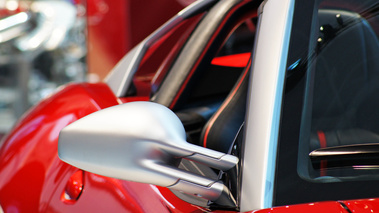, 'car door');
58,0,261,212
59,0,379,212
55,0,260,212
242,0,379,212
